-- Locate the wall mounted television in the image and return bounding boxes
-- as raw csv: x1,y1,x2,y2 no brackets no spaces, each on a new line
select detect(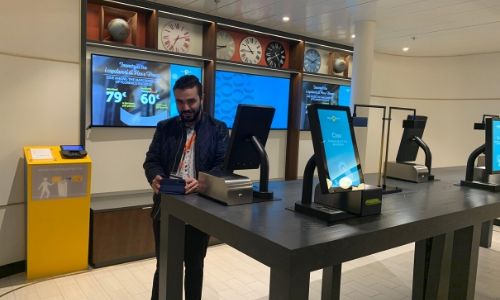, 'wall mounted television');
91,54,202,127
214,70,290,129
300,81,351,130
